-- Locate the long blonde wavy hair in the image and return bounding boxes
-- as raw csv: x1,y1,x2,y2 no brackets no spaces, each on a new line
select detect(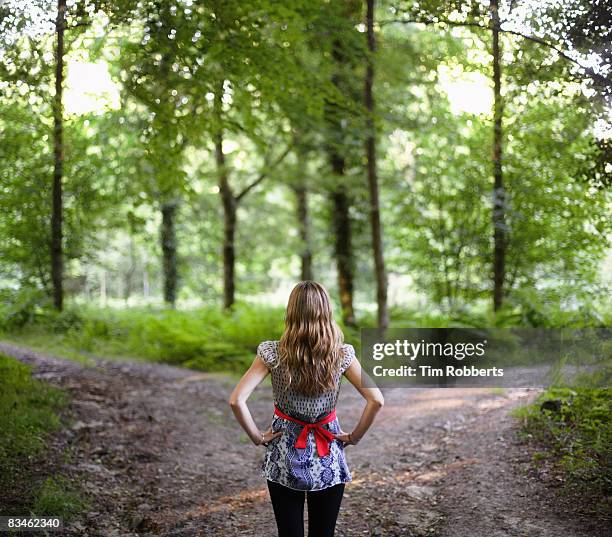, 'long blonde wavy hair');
278,281,344,396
